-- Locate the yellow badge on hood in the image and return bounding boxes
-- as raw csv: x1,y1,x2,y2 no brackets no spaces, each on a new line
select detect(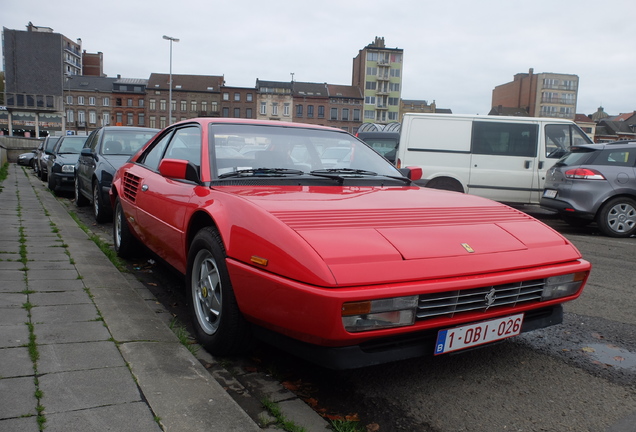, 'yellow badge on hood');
461,243,475,253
